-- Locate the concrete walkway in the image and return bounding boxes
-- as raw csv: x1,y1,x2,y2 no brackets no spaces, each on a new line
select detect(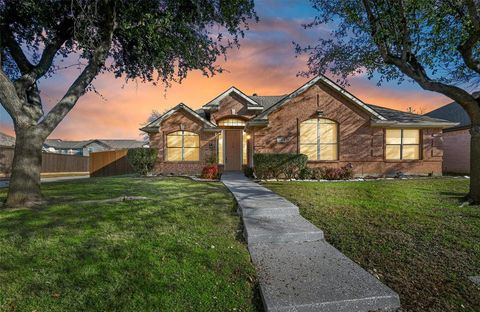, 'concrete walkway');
222,171,400,312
